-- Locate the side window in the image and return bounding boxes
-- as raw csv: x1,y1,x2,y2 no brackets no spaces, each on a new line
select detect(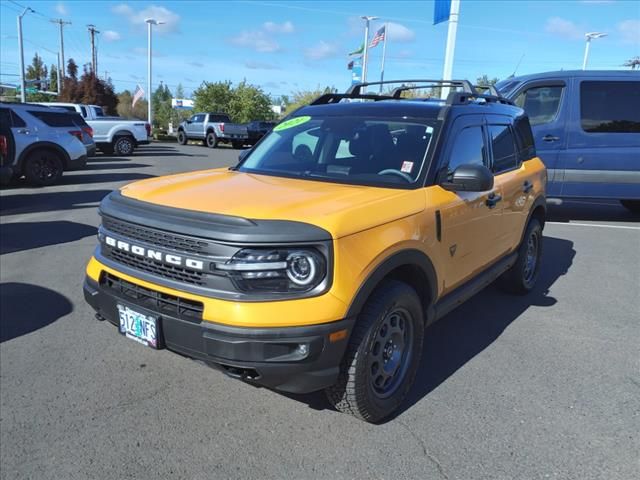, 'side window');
0,108,12,129
448,125,486,173
489,125,518,173
80,106,87,118
513,115,536,161
514,85,563,126
580,81,640,133
93,107,105,117
193,114,205,123
10,111,26,128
